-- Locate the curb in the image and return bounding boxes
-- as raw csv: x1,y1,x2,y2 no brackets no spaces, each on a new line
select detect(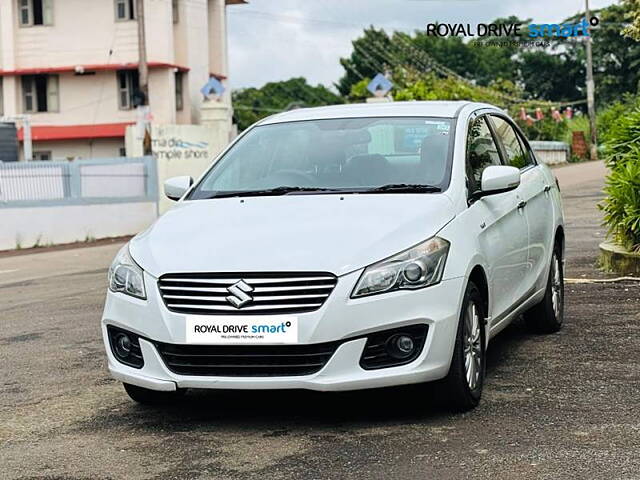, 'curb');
599,242,640,276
